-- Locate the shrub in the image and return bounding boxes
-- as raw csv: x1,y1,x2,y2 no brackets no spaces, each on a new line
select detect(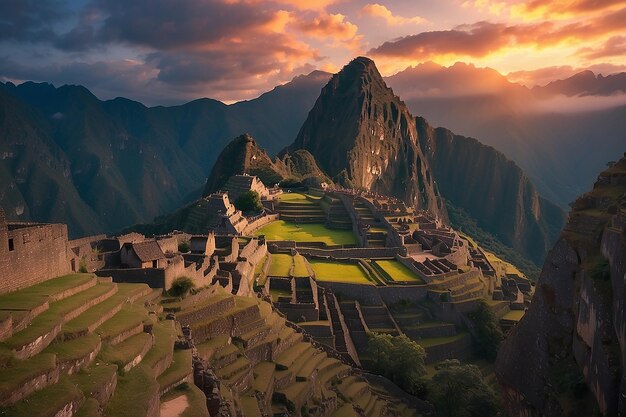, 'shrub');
366,332,426,395
466,300,503,361
428,360,499,417
178,241,190,253
169,277,195,298
234,190,263,213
